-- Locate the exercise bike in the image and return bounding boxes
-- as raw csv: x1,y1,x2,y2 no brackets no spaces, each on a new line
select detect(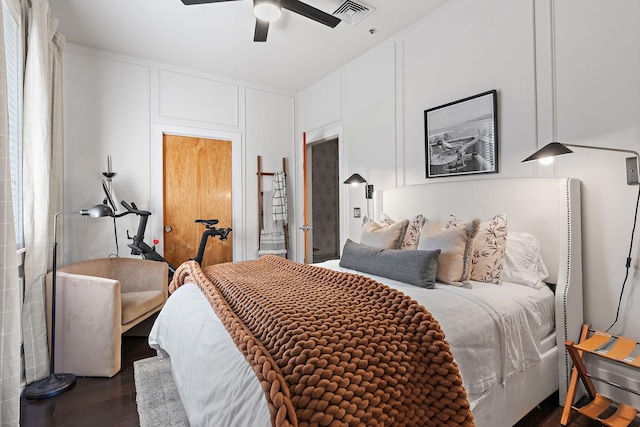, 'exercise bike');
103,181,231,277
116,200,178,275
